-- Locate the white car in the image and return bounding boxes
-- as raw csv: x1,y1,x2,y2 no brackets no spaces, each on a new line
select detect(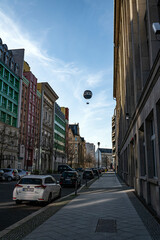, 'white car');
13,175,61,204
